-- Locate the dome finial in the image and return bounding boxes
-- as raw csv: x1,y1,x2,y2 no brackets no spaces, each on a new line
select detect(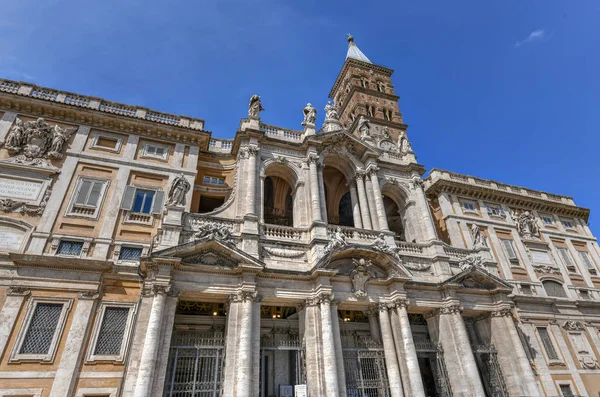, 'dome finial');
347,33,354,43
